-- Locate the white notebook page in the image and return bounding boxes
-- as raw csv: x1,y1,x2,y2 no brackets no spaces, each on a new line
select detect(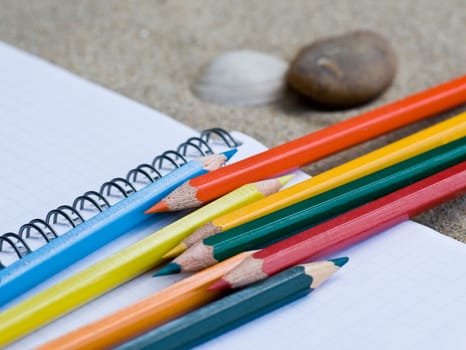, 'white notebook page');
1,42,465,349
0,42,197,234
